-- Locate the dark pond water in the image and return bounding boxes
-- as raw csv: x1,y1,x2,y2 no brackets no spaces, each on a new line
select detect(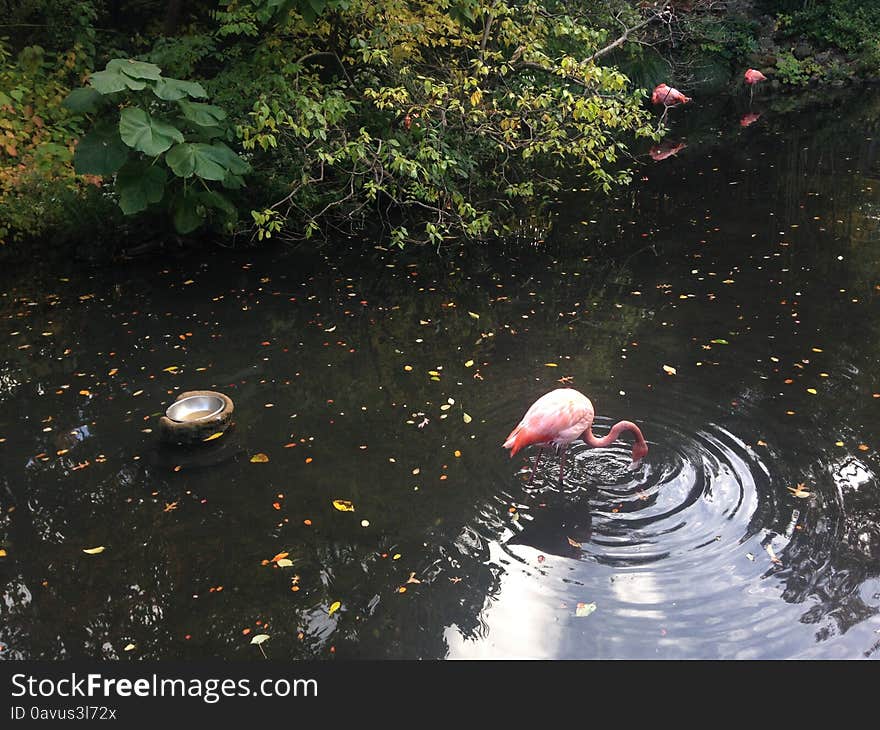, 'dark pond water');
3,88,880,660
